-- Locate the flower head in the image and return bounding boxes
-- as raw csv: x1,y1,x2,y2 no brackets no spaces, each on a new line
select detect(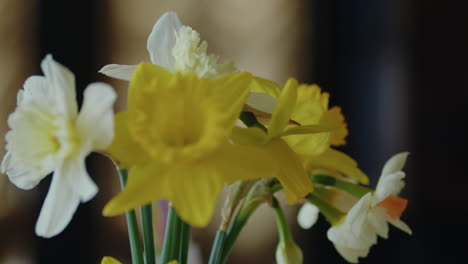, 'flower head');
100,12,236,80
103,63,277,226
244,81,368,188
1,55,116,237
327,152,411,262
